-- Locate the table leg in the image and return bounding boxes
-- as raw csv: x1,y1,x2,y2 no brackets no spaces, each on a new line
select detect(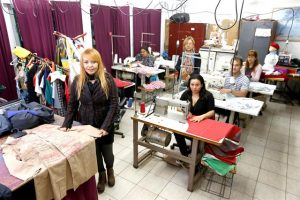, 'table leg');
187,138,199,192
228,111,235,124
133,119,139,168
